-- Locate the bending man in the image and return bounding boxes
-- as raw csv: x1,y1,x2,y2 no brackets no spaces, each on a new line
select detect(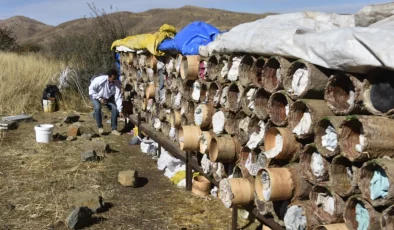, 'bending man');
89,69,123,135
